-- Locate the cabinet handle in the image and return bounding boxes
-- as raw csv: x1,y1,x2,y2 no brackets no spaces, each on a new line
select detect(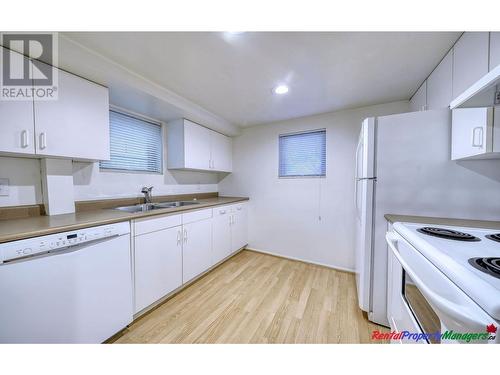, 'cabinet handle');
21,130,29,148
471,126,484,148
39,132,47,150
177,229,182,245
183,228,188,243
